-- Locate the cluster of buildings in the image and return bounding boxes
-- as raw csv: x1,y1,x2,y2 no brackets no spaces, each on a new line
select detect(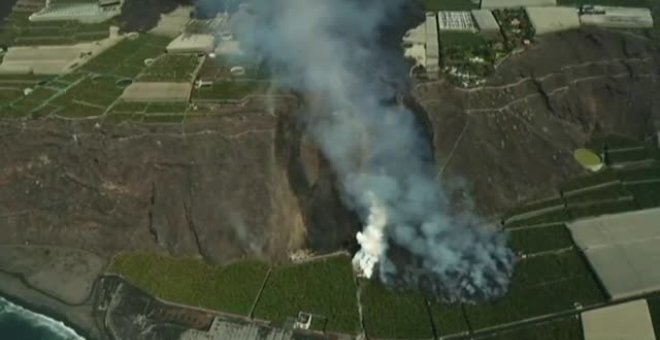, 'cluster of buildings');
160,4,253,59
29,0,123,24
404,0,655,77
